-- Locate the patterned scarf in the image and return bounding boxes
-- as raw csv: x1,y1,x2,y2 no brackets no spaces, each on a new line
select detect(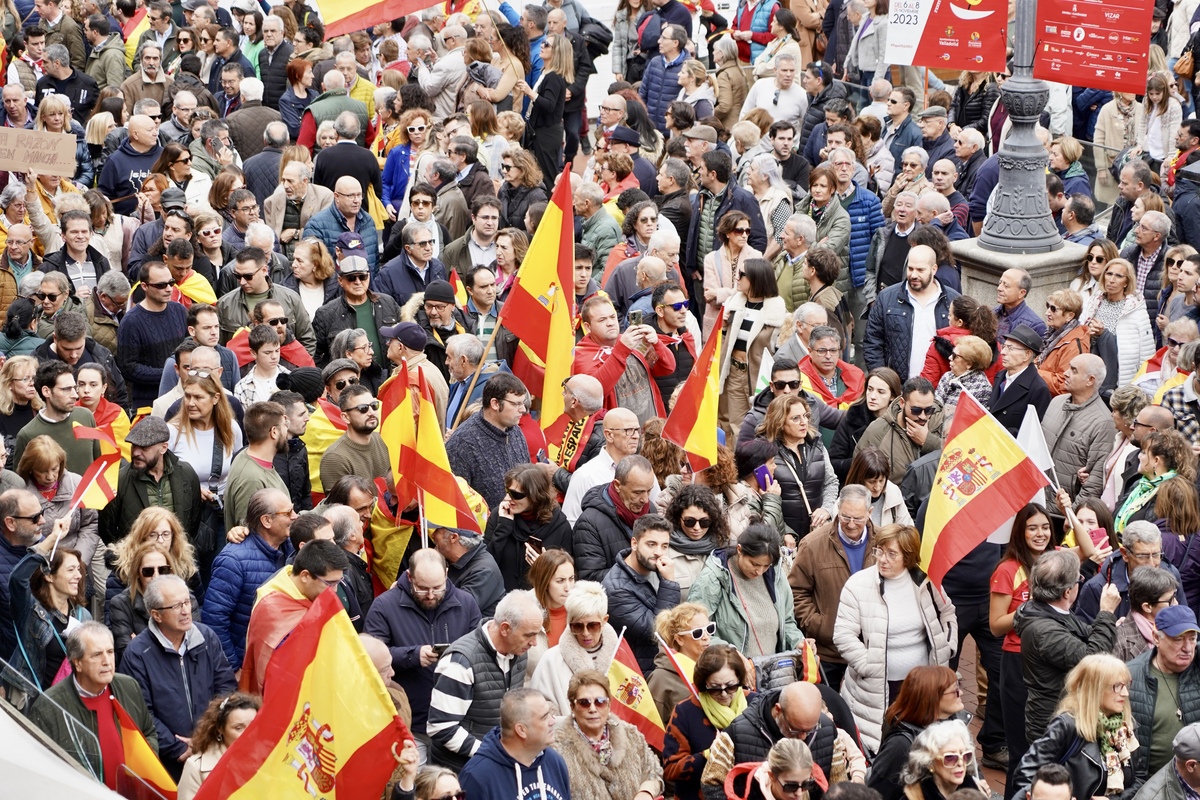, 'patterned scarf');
1098,712,1138,795
1115,470,1175,532
574,720,614,766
